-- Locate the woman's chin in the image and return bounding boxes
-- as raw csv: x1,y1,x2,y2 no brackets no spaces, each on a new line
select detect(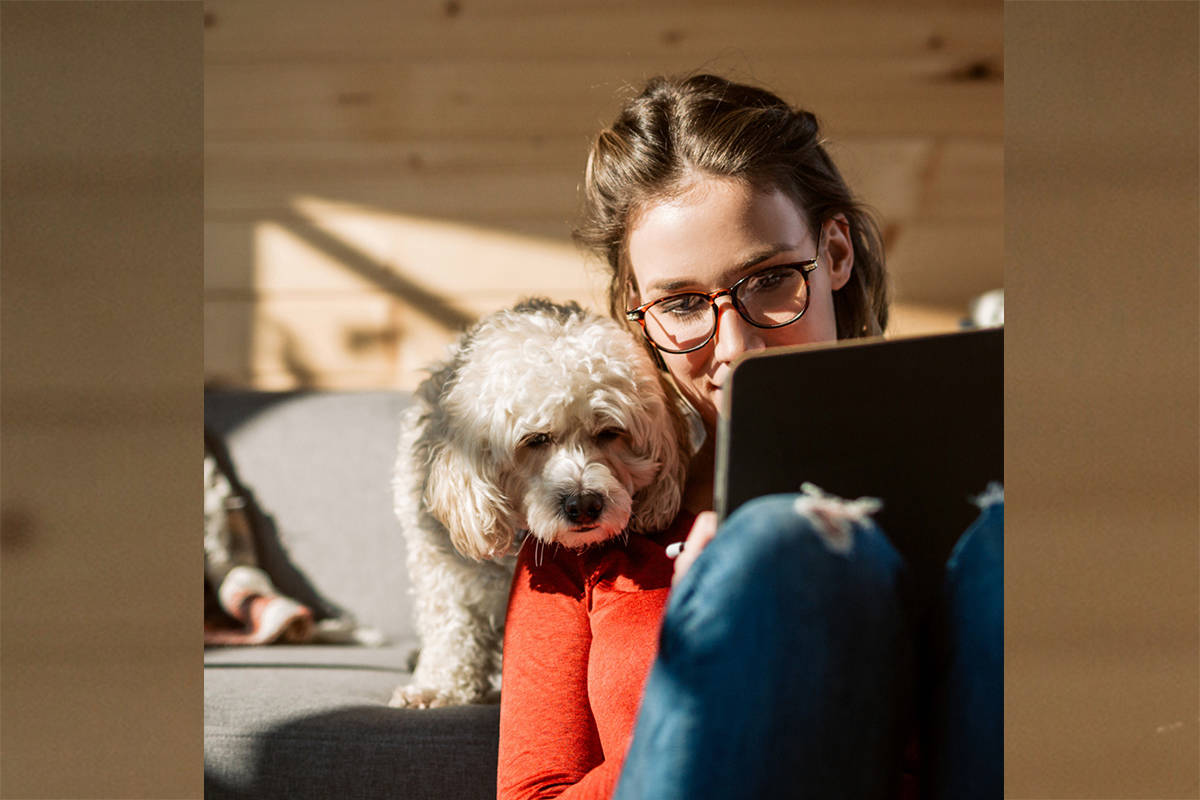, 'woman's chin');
710,386,726,418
